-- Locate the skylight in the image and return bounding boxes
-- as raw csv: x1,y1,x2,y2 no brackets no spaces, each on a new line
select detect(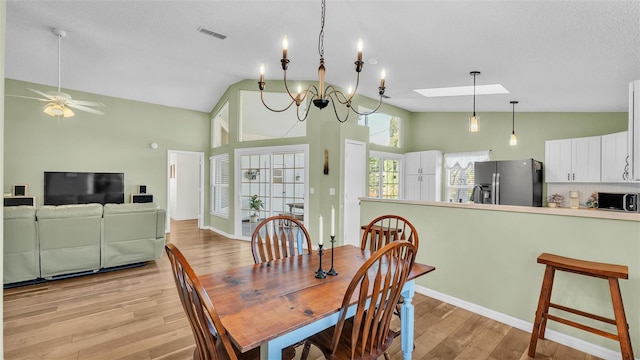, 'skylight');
414,84,509,98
